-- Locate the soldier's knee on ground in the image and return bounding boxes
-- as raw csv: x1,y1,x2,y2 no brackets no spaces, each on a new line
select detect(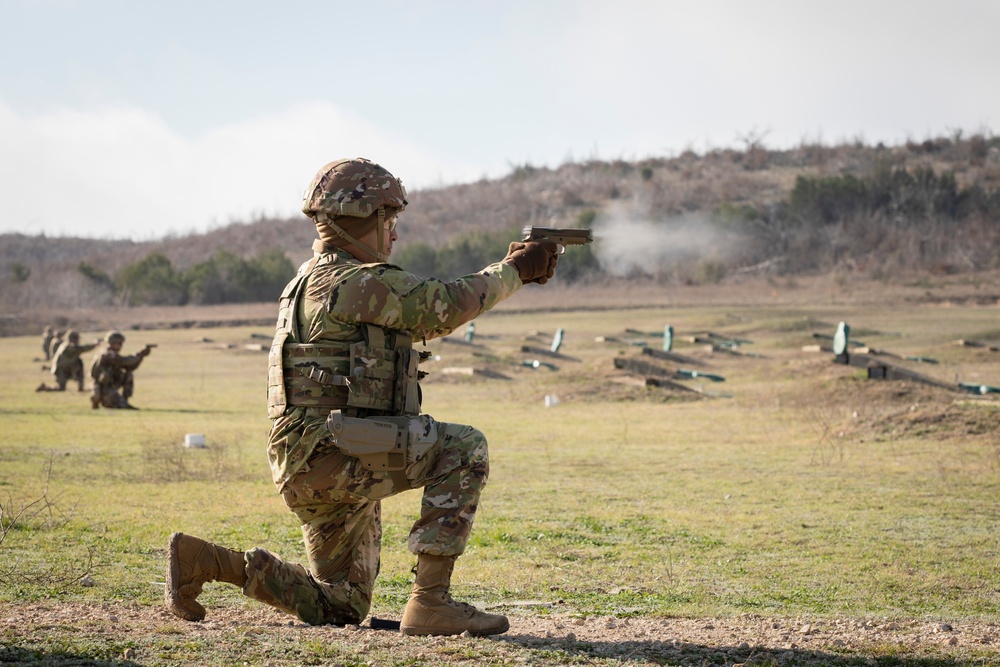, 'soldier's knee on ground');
245,548,366,626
